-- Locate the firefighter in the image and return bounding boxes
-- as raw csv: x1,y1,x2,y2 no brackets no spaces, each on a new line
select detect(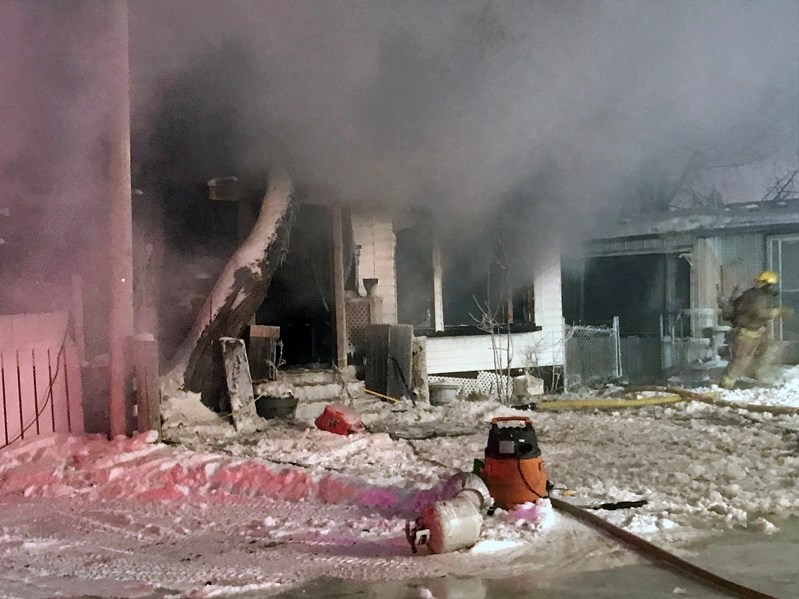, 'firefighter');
719,271,791,389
